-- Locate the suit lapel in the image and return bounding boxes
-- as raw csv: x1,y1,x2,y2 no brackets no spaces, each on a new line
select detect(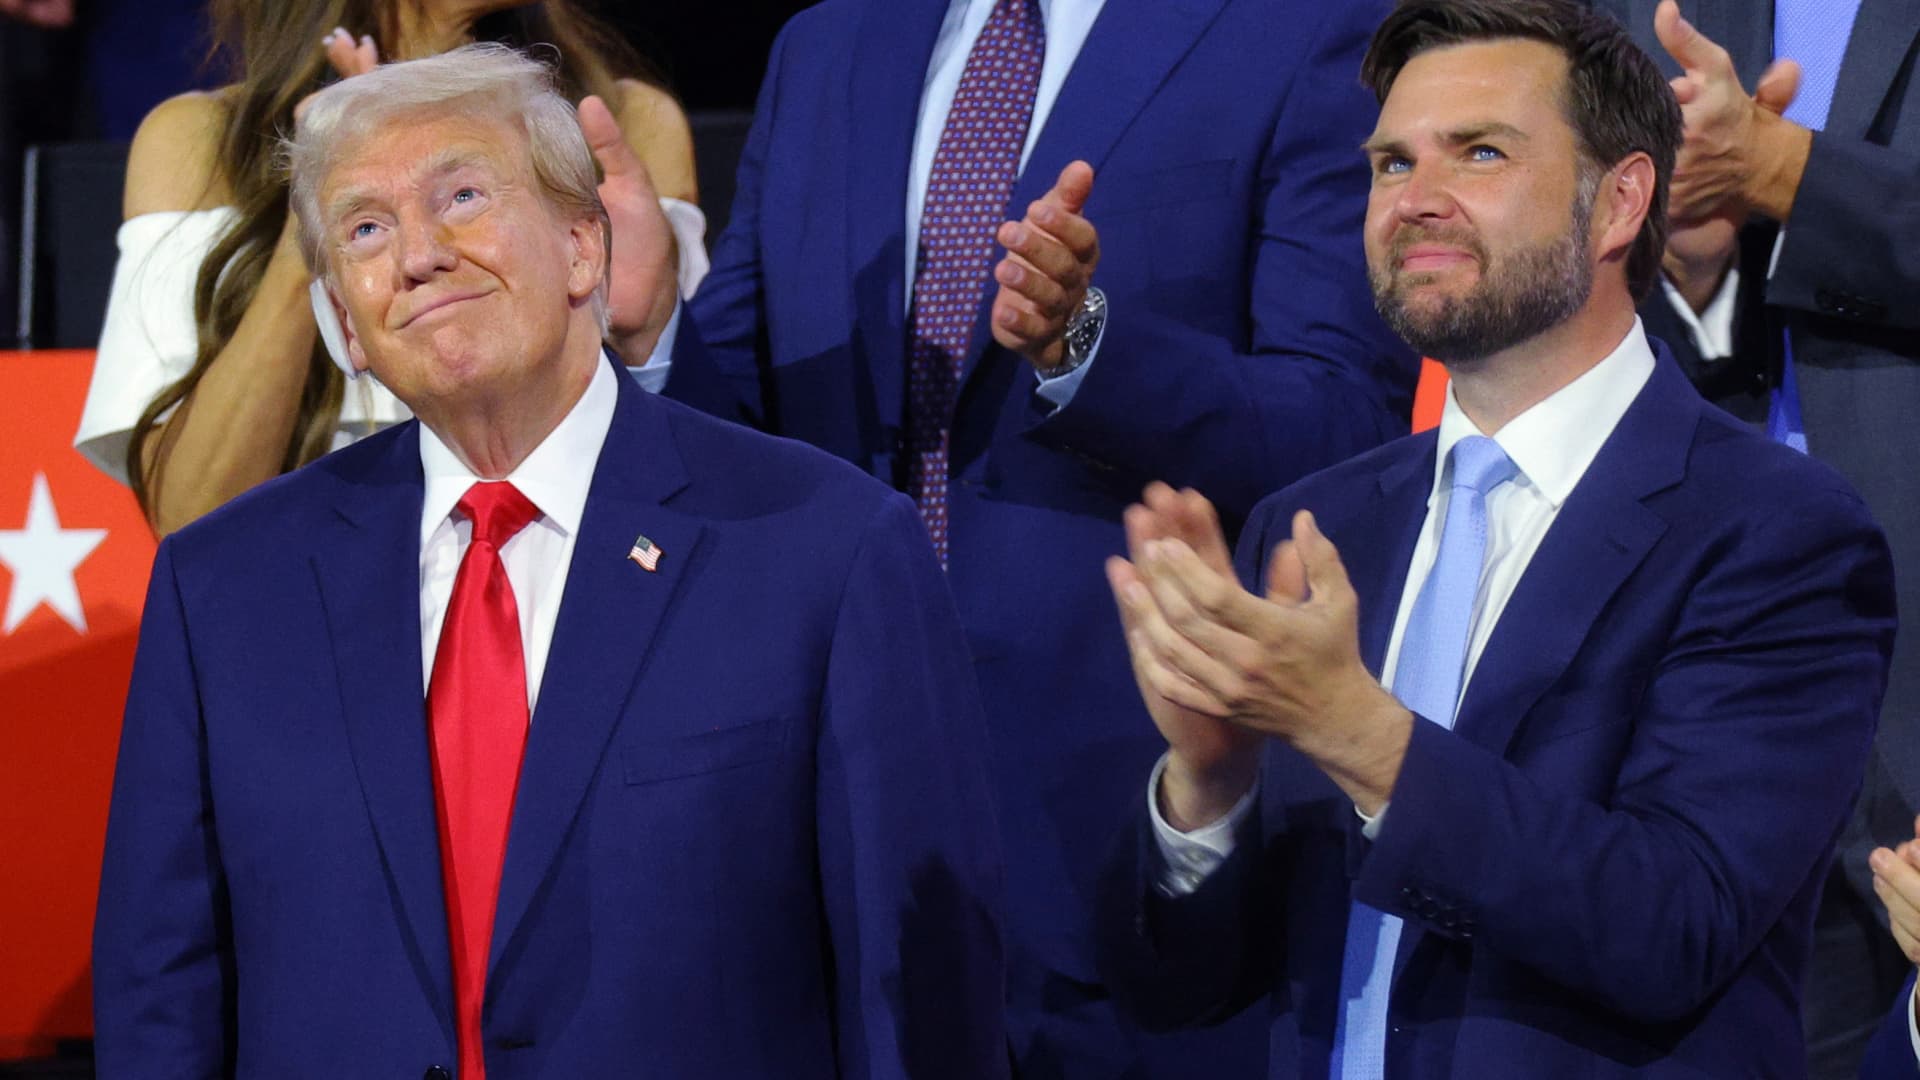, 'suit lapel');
1448,355,1695,758
489,372,708,976
956,0,1231,390
311,425,452,1029
1826,0,1920,140
847,0,951,435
